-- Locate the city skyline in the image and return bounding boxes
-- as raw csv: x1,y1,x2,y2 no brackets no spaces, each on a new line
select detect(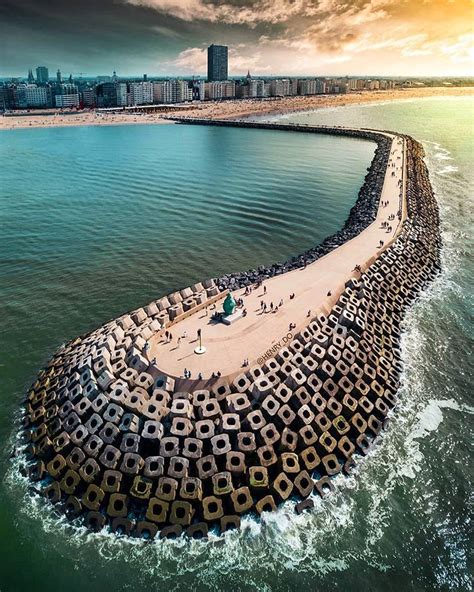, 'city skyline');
7,66,473,84
1,0,473,78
